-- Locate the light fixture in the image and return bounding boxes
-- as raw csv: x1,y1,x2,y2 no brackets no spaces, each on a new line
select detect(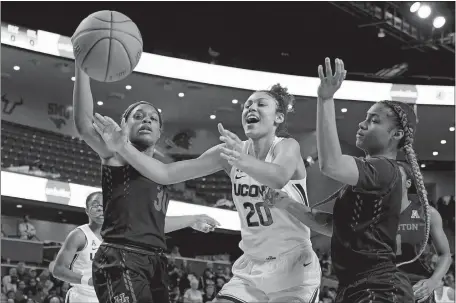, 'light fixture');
178,92,185,98
421,164,426,168
125,85,132,90
378,29,385,38
432,151,438,156
341,108,348,113
417,5,431,19
58,211,63,215
17,204,22,208
62,218,67,223
232,99,238,104
97,101,103,106
450,127,455,132
71,76,75,81
410,2,421,13
13,65,20,71
158,108,162,113
210,114,216,120
433,16,446,29
441,140,447,144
